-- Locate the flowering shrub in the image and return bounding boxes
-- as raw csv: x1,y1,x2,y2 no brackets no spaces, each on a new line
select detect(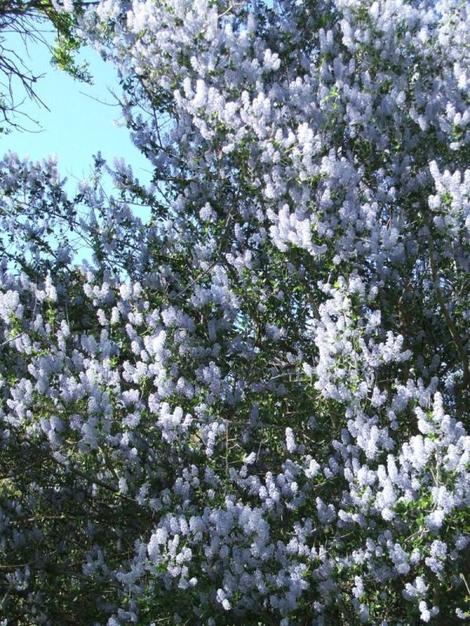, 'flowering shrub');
0,1,469,624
